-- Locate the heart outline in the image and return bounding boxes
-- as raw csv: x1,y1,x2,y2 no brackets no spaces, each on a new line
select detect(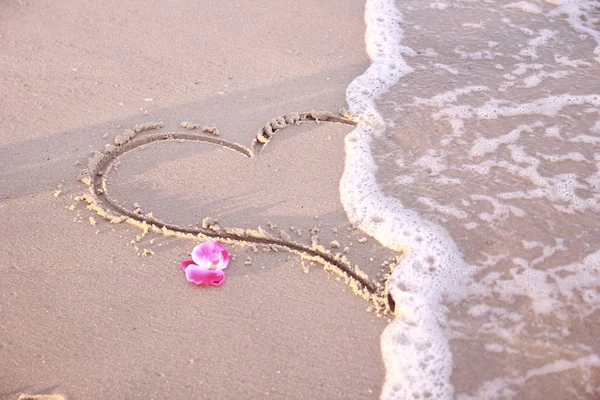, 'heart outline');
76,111,396,314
